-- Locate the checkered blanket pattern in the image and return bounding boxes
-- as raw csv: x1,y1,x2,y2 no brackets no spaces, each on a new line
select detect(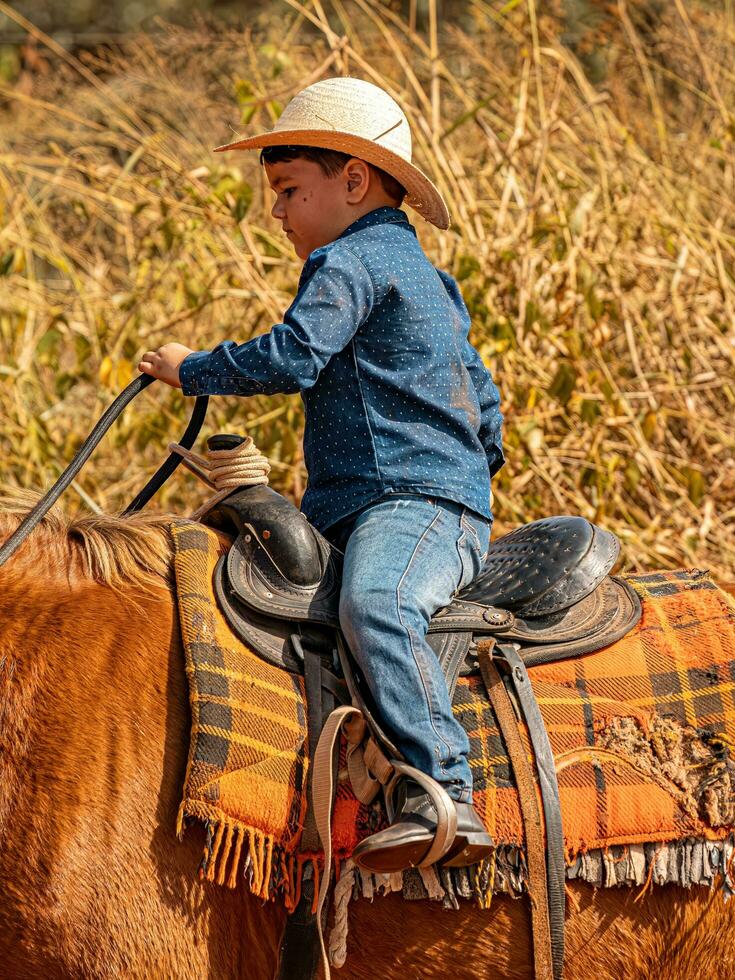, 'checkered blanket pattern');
451,569,735,855
172,518,735,902
172,521,309,902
